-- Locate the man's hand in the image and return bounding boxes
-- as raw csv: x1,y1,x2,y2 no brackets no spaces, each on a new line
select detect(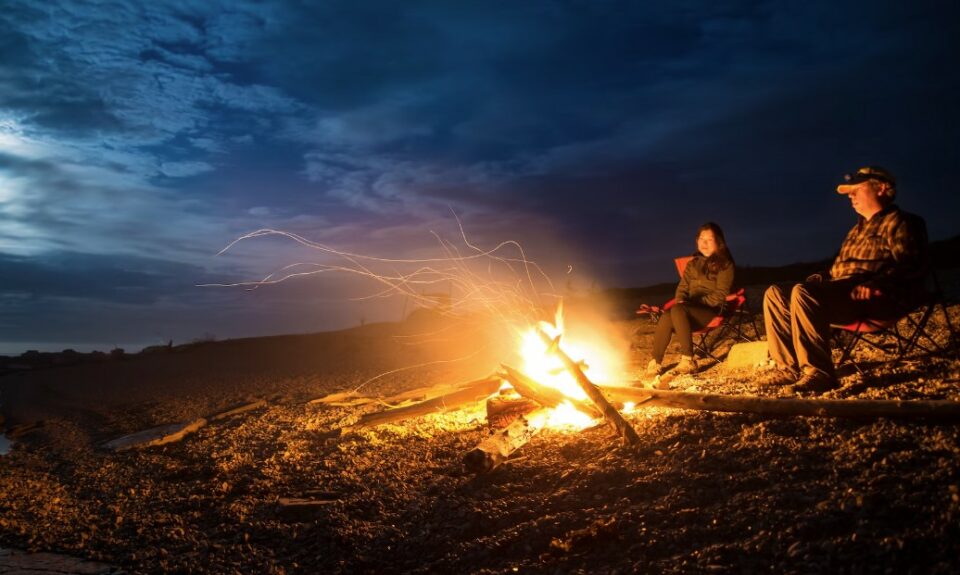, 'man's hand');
850,284,881,300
